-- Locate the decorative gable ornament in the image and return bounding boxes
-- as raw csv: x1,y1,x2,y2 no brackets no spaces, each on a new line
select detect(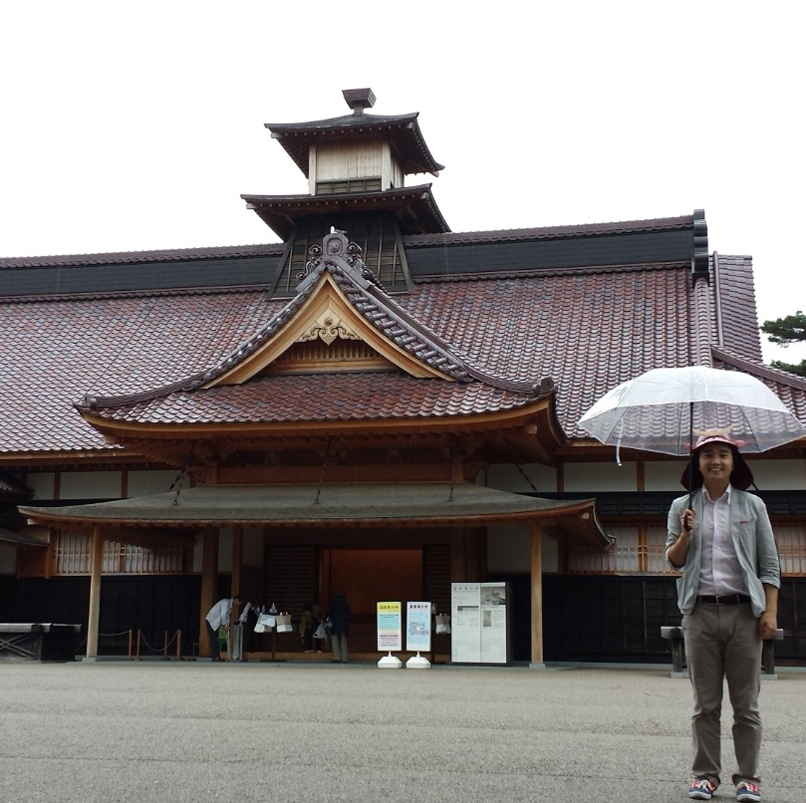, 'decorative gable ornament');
297,303,361,345
297,229,376,293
